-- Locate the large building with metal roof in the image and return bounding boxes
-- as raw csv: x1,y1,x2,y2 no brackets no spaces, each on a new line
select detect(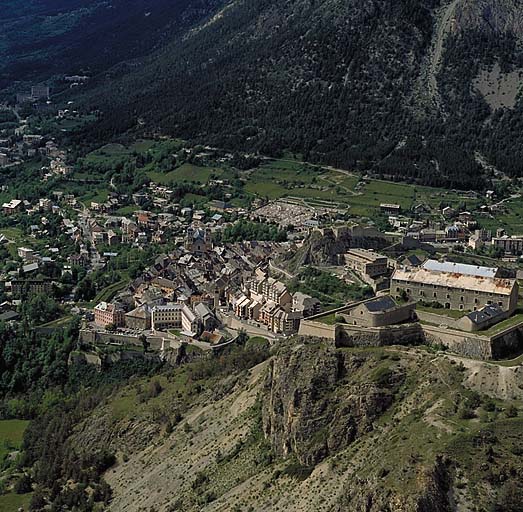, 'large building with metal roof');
421,260,499,279
391,262,518,314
